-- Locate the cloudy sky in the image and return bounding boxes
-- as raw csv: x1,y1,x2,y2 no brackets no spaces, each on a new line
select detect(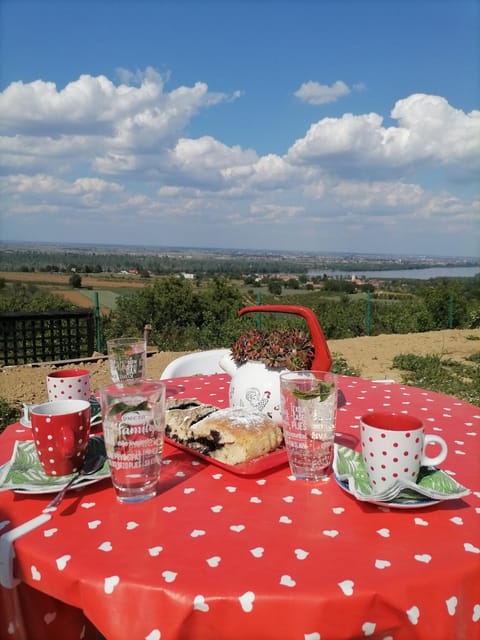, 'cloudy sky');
1,0,479,258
